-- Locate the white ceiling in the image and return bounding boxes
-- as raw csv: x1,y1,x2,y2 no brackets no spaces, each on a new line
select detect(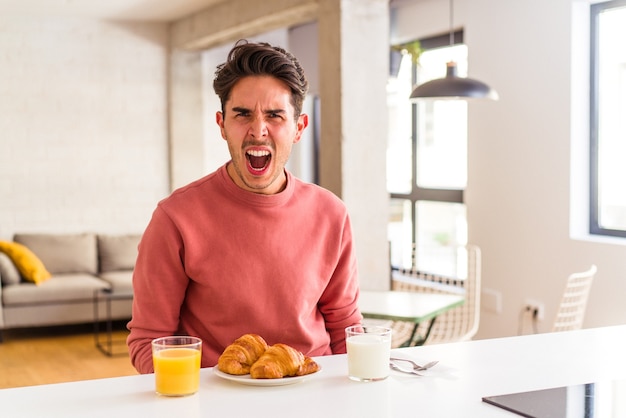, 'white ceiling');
0,0,227,22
